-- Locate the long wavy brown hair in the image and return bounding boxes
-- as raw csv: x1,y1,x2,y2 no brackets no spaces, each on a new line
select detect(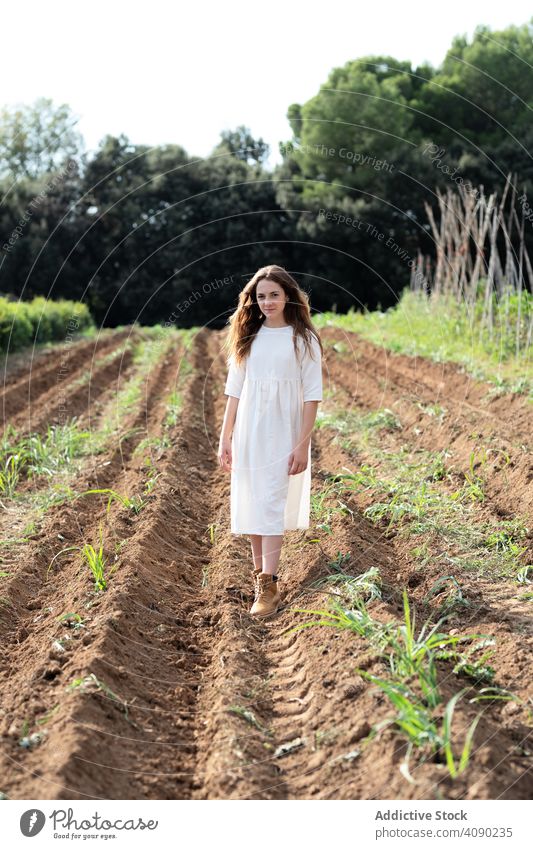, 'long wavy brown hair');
223,265,323,367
